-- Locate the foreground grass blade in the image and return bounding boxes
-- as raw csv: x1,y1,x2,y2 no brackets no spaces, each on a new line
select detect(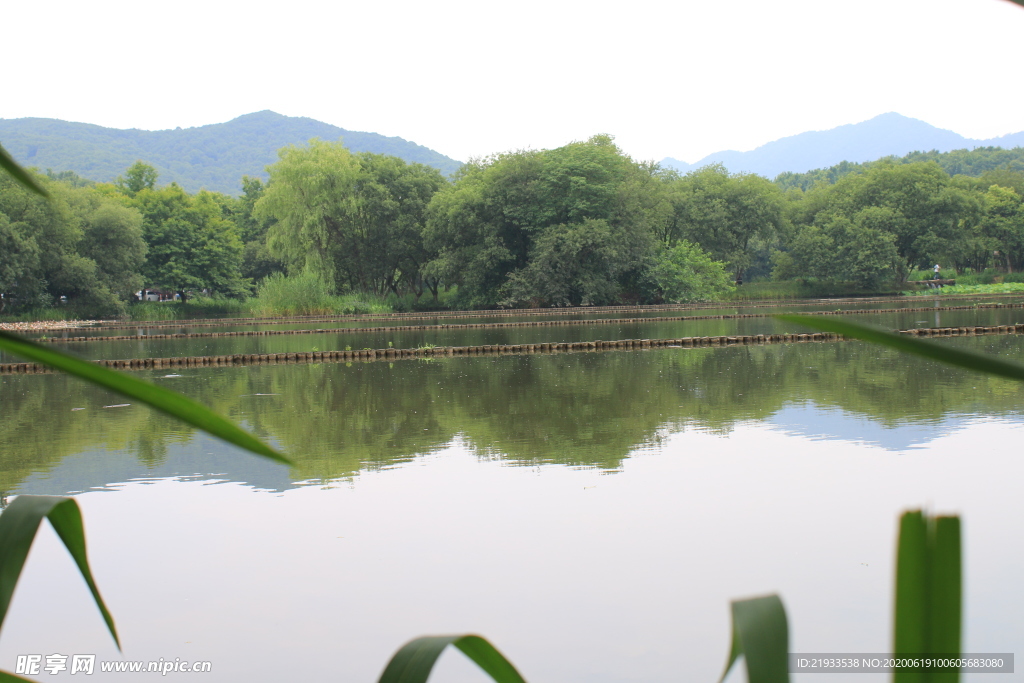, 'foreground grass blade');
0,143,48,198
0,331,289,465
775,315,1024,382
930,517,962,667
894,511,928,660
0,671,36,682
720,594,789,683
930,516,962,683
378,634,527,683
0,496,118,649
894,511,961,683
